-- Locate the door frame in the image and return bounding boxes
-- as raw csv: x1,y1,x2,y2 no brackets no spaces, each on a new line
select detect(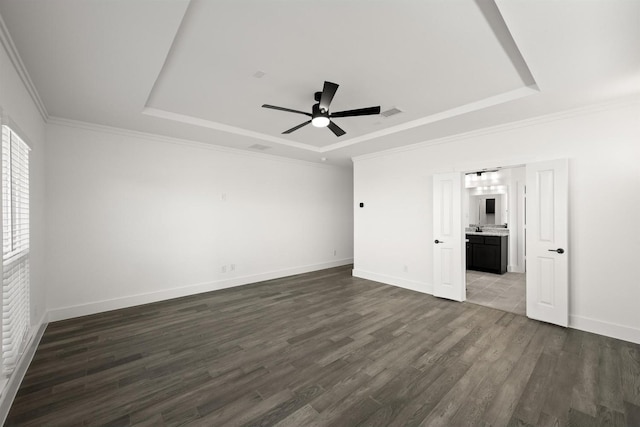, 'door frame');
456,159,569,324
458,162,528,314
